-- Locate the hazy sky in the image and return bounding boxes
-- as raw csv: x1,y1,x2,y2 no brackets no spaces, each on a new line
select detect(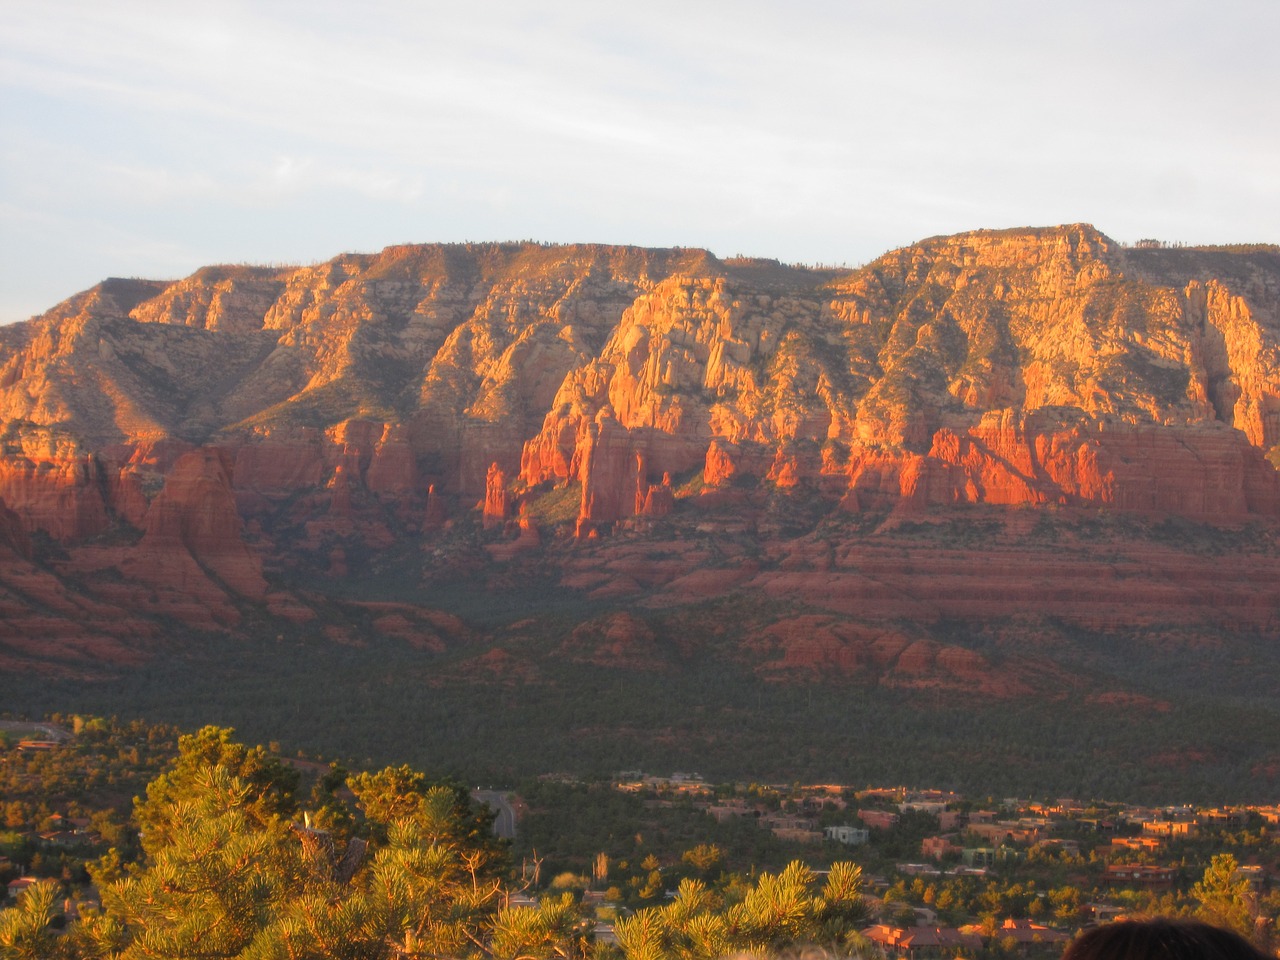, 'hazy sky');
2,0,1277,324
